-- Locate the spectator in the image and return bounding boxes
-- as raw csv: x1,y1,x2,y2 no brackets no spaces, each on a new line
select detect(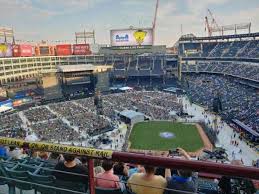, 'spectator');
113,162,128,177
53,154,88,183
7,146,25,160
95,160,120,189
47,152,62,164
38,151,49,160
94,166,105,177
80,156,88,167
165,148,198,194
218,160,256,194
127,165,167,194
128,164,145,177
0,146,7,158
